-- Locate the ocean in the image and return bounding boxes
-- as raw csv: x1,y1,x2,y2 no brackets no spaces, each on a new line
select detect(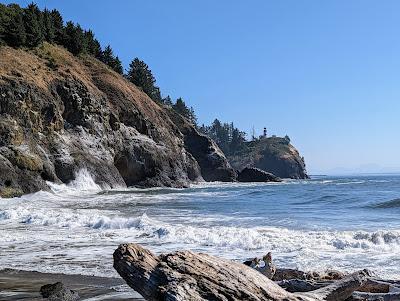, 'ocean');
1,170,400,280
